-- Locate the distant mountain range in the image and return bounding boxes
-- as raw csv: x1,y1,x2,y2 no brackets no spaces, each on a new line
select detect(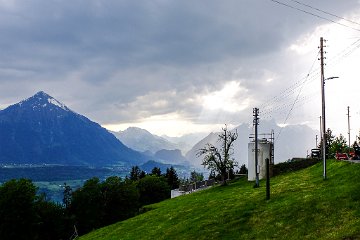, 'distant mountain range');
113,127,179,154
185,120,317,167
0,91,148,166
113,127,206,155
154,149,190,165
113,127,191,166
114,121,317,170
0,91,318,171
162,133,208,153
